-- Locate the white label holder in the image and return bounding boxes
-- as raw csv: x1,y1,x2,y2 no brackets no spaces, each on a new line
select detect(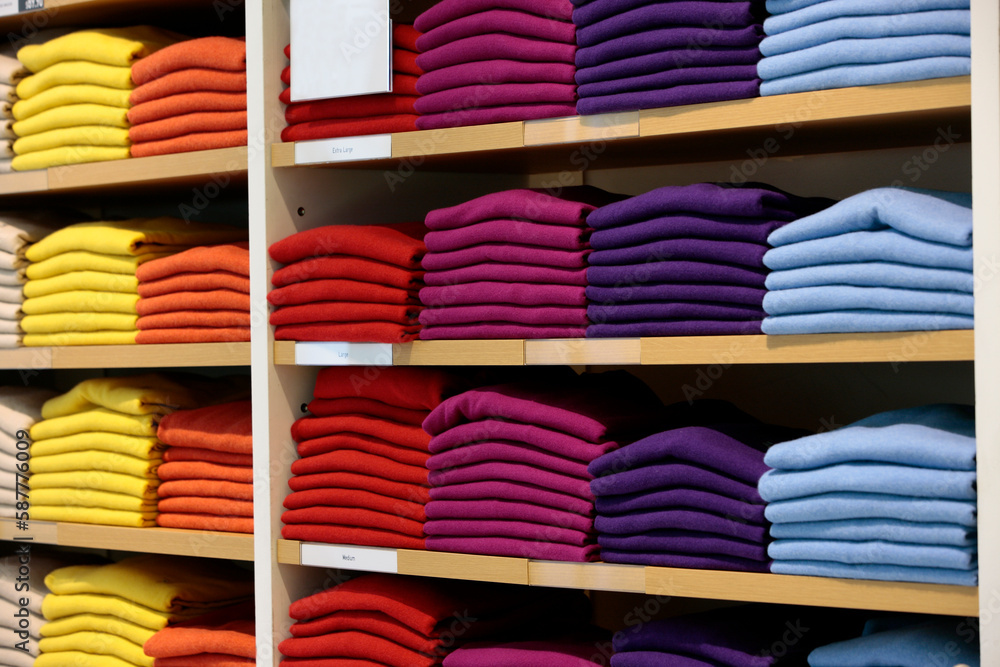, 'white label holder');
294,134,392,165
300,543,399,573
294,341,394,366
